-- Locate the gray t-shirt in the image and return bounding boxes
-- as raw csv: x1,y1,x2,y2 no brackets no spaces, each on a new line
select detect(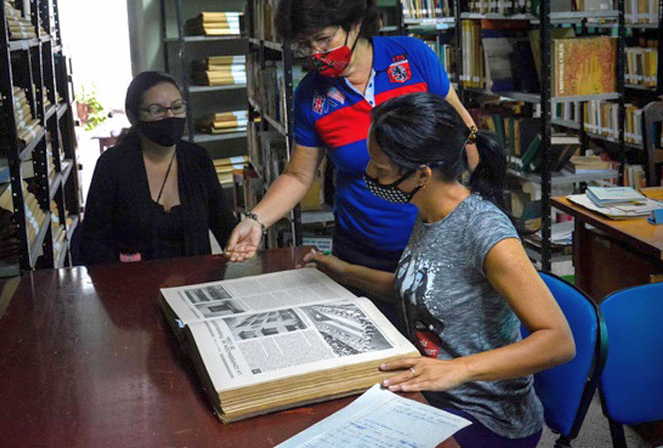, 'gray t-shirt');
394,193,543,438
